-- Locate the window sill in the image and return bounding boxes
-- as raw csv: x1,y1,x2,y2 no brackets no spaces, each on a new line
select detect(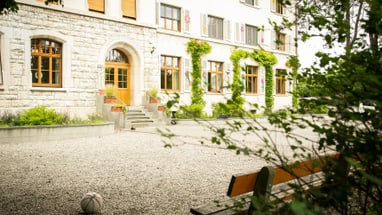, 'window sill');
206,92,223,95
157,29,184,37
272,11,284,16
159,27,181,33
31,87,68,92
